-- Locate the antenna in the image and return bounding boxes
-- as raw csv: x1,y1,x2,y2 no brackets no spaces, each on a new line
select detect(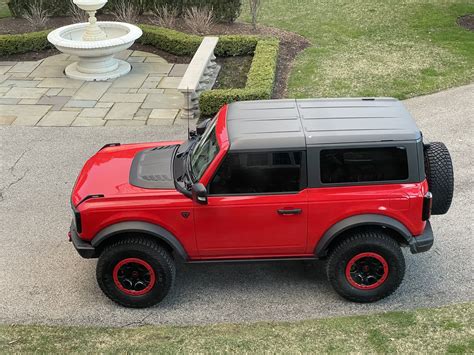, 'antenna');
187,87,191,140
